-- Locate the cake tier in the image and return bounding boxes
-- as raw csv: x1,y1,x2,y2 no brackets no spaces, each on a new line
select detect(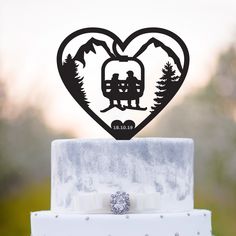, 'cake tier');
31,210,212,236
51,138,193,213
